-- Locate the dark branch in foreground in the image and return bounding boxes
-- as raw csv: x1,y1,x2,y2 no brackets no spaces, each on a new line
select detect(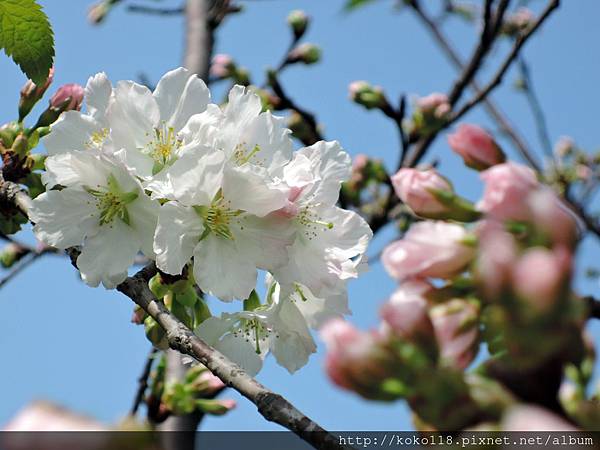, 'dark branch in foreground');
117,264,345,450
